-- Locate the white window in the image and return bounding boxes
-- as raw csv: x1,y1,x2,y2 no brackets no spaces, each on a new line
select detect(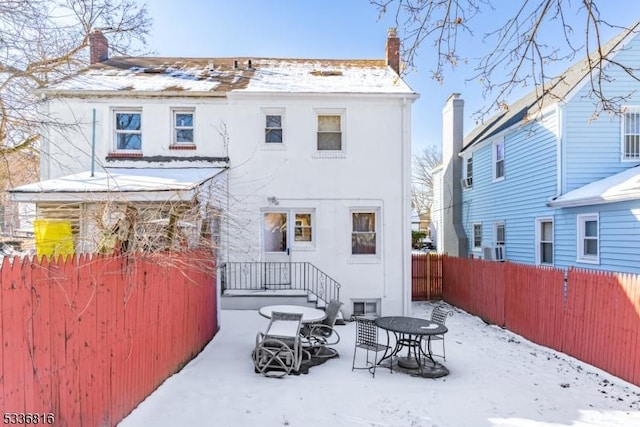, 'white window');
114,111,142,151
622,107,640,160
536,218,554,265
463,156,473,188
493,140,505,180
494,221,505,246
265,114,283,143
577,214,599,263
352,211,376,255
317,114,342,151
472,223,482,249
294,213,312,242
173,110,194,145
352,300,379,316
